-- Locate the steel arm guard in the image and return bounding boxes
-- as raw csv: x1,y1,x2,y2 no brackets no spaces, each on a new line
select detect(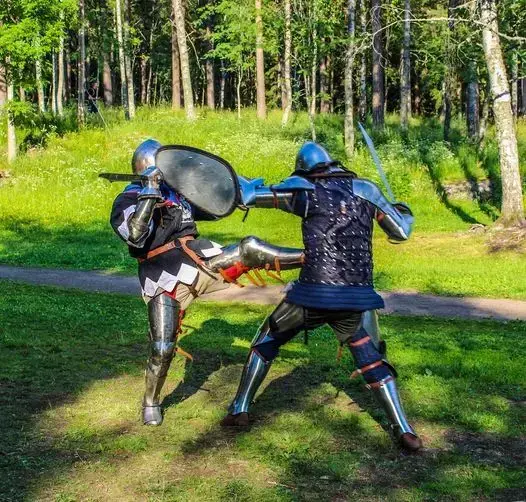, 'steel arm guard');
353,179,414,241
238,175,314,213
127,198,157,246
206,235,304,273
